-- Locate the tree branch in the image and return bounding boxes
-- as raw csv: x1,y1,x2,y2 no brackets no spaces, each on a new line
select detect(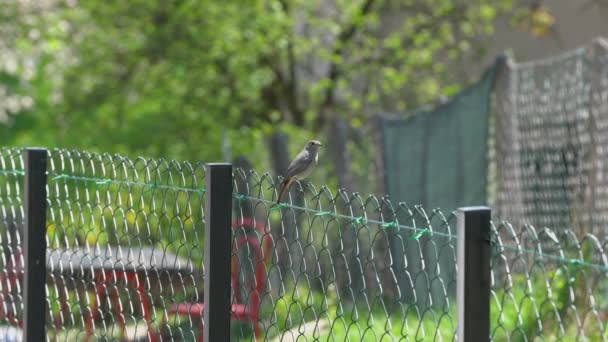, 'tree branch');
278,0,303,125
345,9,466,71
314,0,376,132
